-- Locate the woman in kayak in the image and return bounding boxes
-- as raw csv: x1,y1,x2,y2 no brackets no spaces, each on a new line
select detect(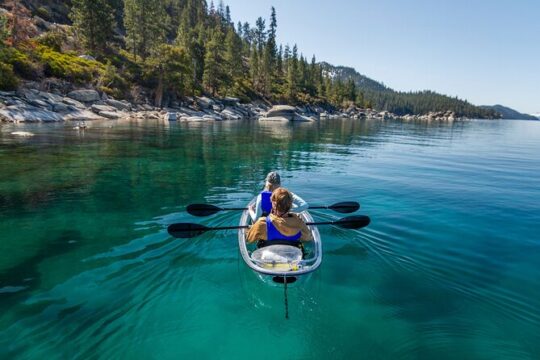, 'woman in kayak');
248,171,308,222
246,187,313,248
